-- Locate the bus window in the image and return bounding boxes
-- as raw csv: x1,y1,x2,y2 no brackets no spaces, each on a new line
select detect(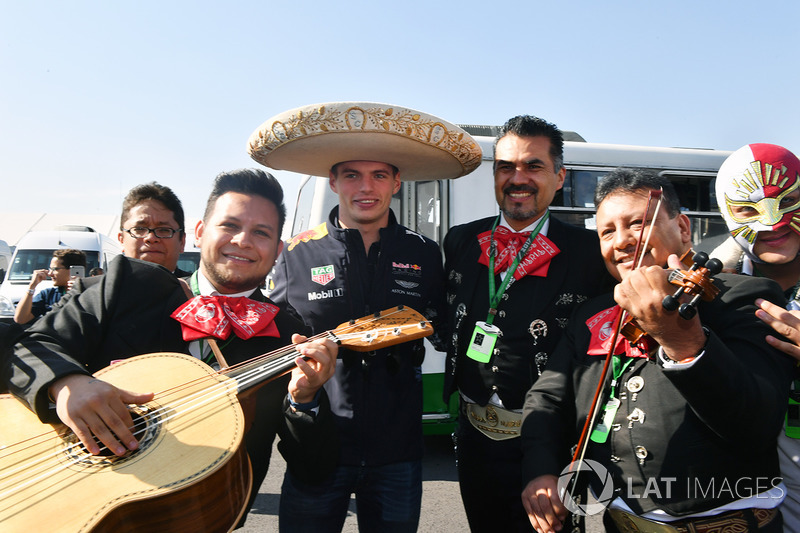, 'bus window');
414,180,443,242
660,172,716,212
572,170,607,207
396,180,446,243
